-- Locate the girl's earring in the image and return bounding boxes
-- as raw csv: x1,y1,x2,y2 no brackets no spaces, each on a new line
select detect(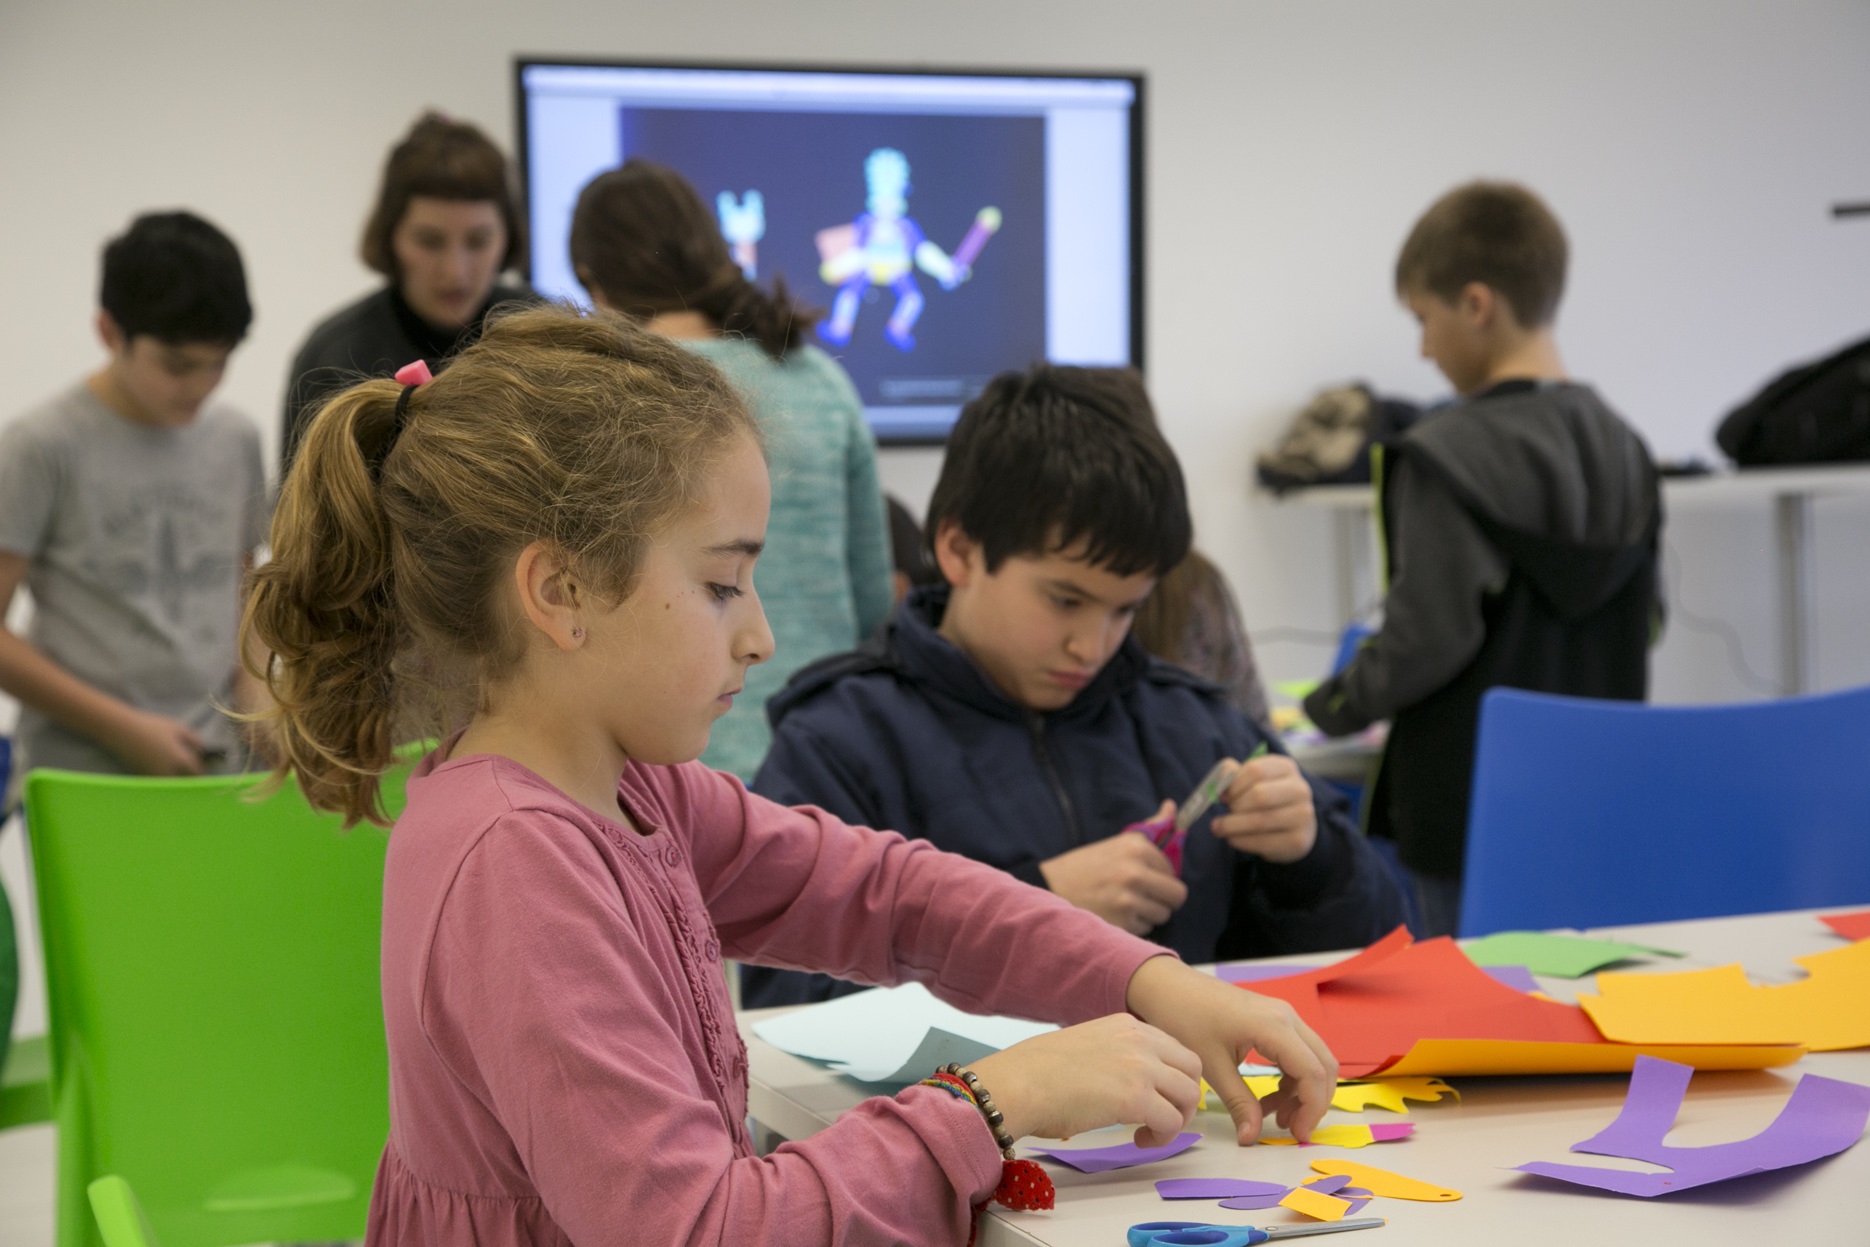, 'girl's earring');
571,627,585,641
